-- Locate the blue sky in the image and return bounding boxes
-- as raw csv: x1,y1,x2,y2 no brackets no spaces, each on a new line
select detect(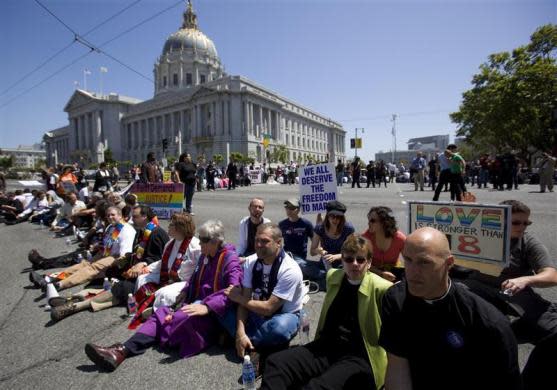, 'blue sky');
1,0,555,161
